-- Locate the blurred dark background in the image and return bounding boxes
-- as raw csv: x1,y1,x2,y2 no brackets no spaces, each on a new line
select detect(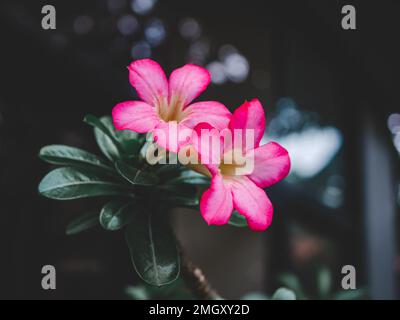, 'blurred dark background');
0,0,399,299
